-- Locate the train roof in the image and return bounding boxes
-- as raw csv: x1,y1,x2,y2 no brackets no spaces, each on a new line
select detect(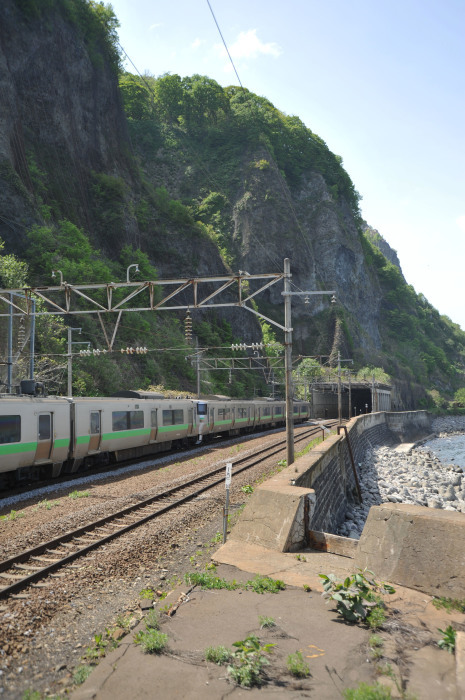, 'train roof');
112,390,167,399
